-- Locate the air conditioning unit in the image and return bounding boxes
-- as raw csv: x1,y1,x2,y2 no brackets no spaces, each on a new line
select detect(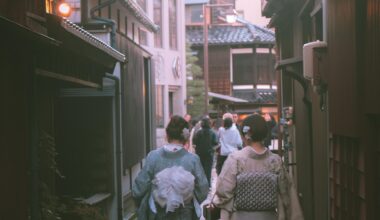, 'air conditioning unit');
303,41,327,80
